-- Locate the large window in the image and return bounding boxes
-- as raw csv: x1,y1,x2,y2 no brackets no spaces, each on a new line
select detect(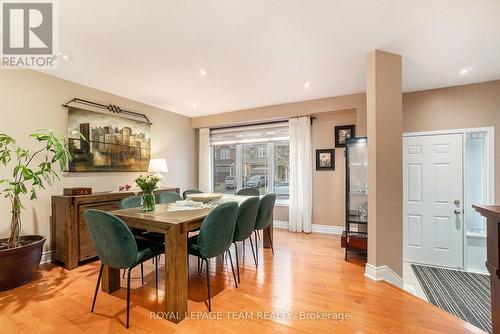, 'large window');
211,123,289,202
